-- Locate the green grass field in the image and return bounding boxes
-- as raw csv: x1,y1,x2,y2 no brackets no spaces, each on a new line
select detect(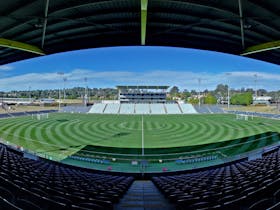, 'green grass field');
0,113,279,162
